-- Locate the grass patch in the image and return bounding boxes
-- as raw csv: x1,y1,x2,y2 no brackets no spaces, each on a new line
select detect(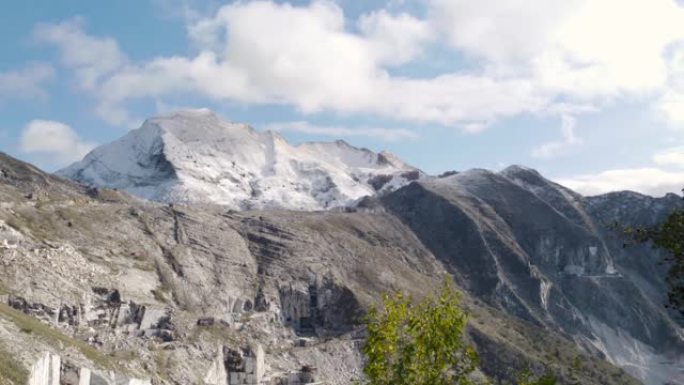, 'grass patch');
4,211,56,242
154,349,170,381
109,349,139,362
0,282,10,296
0,303,121,371
0,342,28,385
189,323,241,346
151,288,169,304
133,261,156,272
